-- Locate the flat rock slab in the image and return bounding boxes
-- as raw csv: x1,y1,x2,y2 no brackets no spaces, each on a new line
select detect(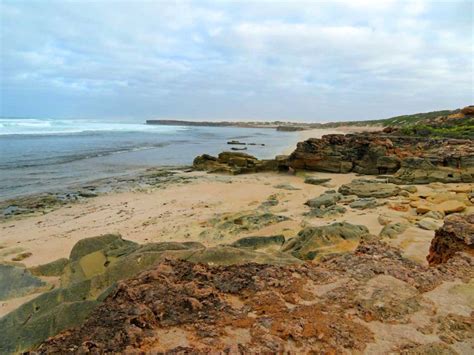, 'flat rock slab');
339,179,401,198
